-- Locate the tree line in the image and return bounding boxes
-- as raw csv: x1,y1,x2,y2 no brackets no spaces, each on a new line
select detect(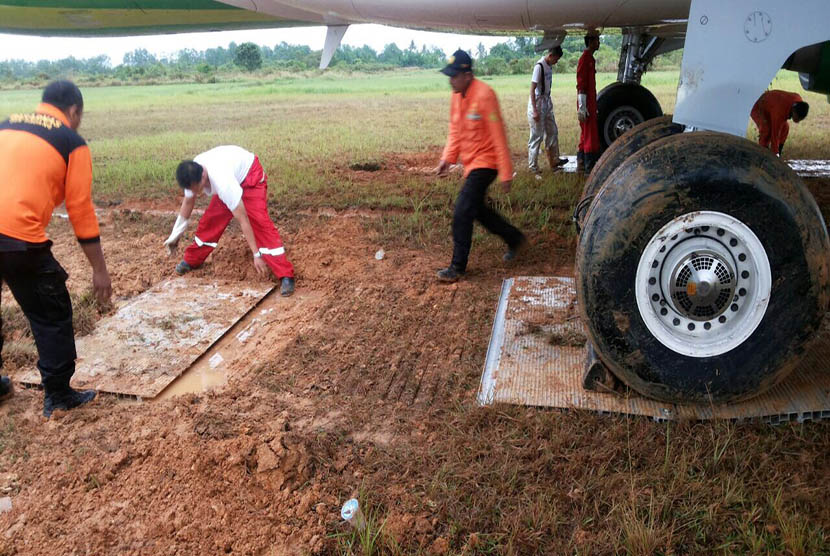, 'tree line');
0,35,682,85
